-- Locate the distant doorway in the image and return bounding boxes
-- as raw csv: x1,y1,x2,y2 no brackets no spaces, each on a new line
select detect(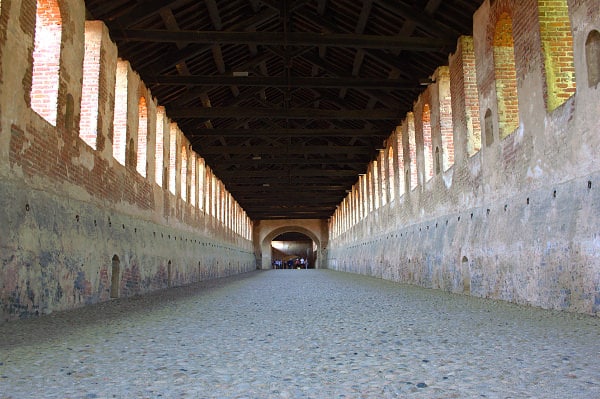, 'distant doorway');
271,232,316,269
